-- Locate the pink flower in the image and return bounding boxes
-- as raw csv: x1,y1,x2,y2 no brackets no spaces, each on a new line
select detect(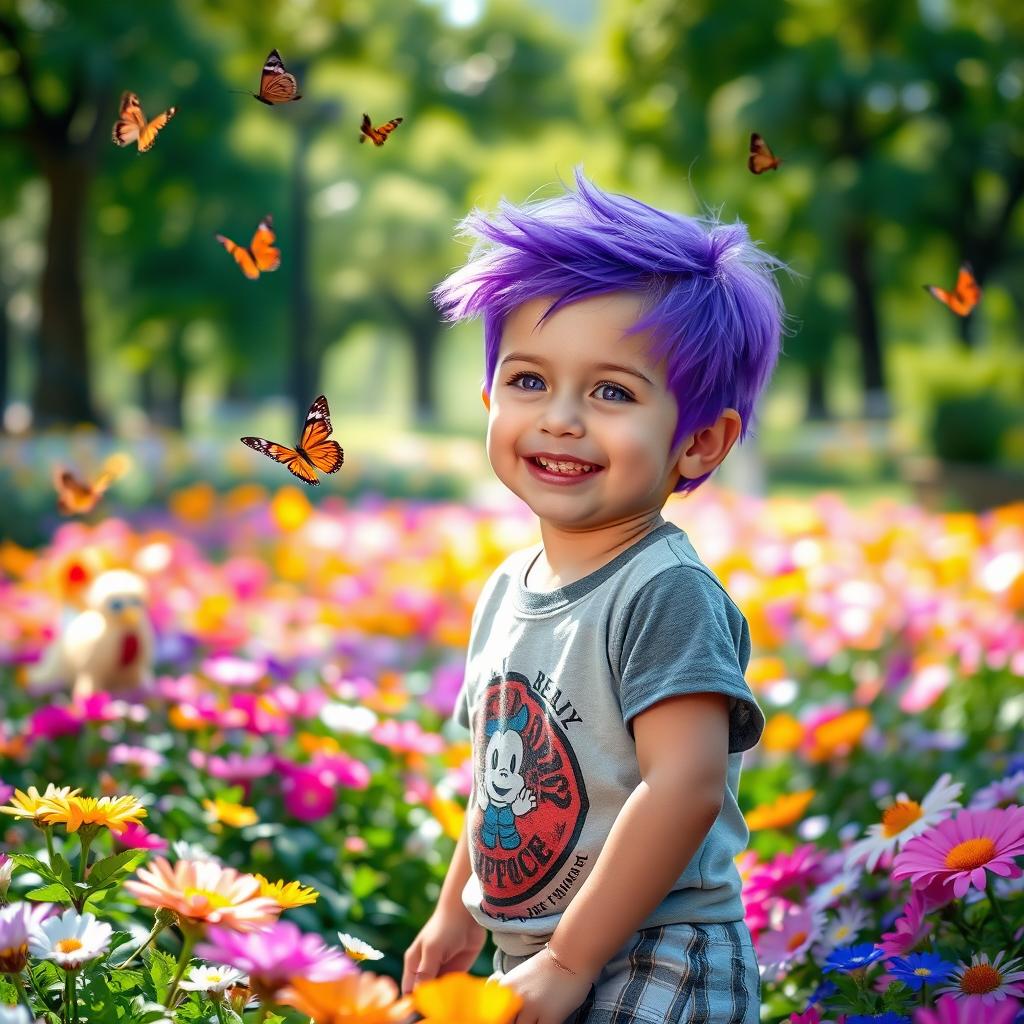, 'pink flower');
371,718,445,756
195,921,353,1001
109,744,166,775
744,845,830,905
280,766,336,822
755,904,825,981
892,807,1024,898
790,1009,822,1024
308,753,371,790
878,888,943,959
205,752,276,783
113,822,168,851
26,704,81,741
915,993,1019,1024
